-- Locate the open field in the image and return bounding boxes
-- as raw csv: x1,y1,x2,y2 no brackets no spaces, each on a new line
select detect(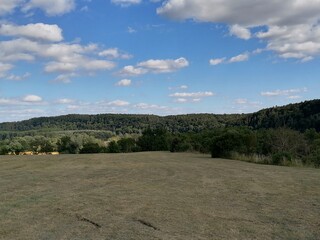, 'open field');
0,152,319,240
